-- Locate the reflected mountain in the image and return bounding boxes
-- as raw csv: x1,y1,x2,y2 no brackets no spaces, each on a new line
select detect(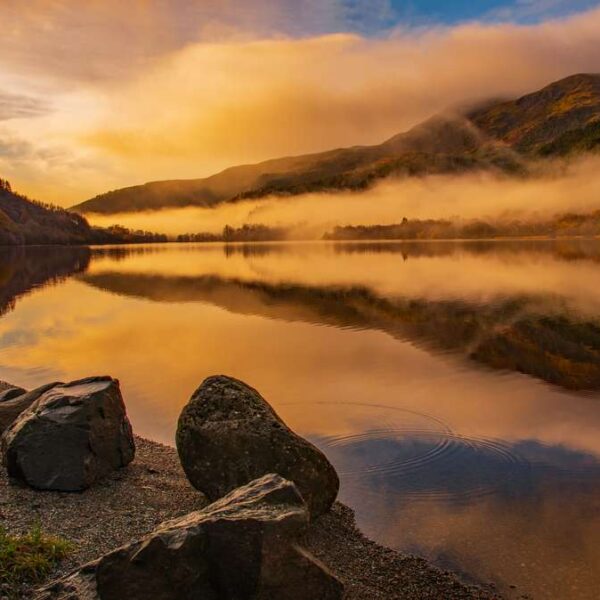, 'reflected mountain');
0,246,90,317
80,270,600,391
